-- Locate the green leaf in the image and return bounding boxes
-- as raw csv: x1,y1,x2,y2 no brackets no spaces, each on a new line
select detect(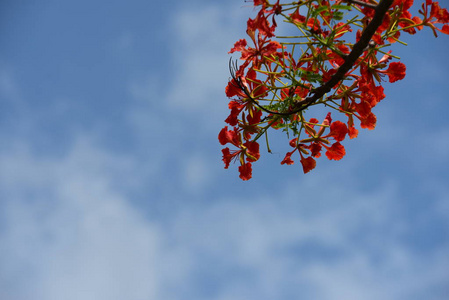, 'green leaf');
333,11,345,21
331,4,353,11
312,5,328,17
